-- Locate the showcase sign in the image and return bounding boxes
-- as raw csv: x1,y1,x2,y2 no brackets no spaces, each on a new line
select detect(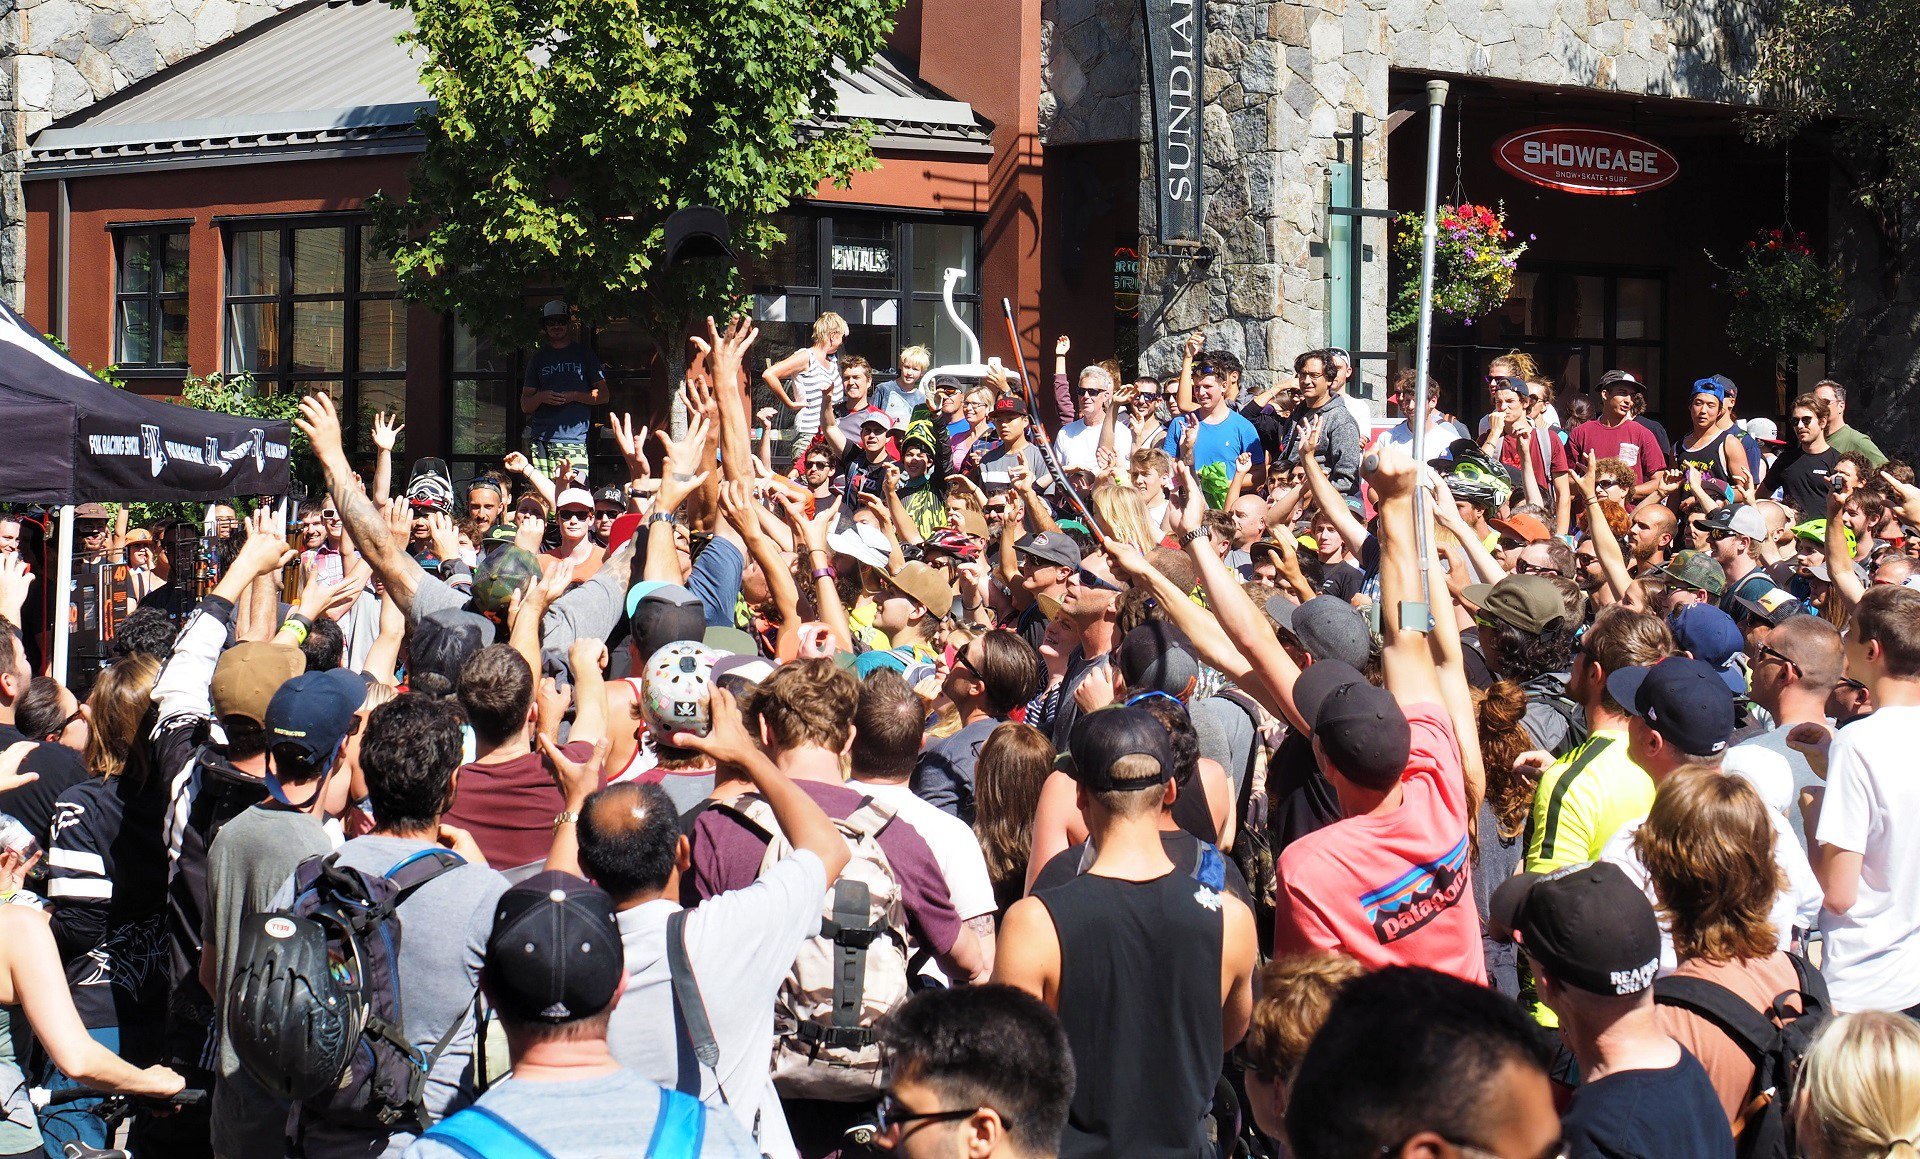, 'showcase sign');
1492,125,1678,196
1145,0,1203,241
